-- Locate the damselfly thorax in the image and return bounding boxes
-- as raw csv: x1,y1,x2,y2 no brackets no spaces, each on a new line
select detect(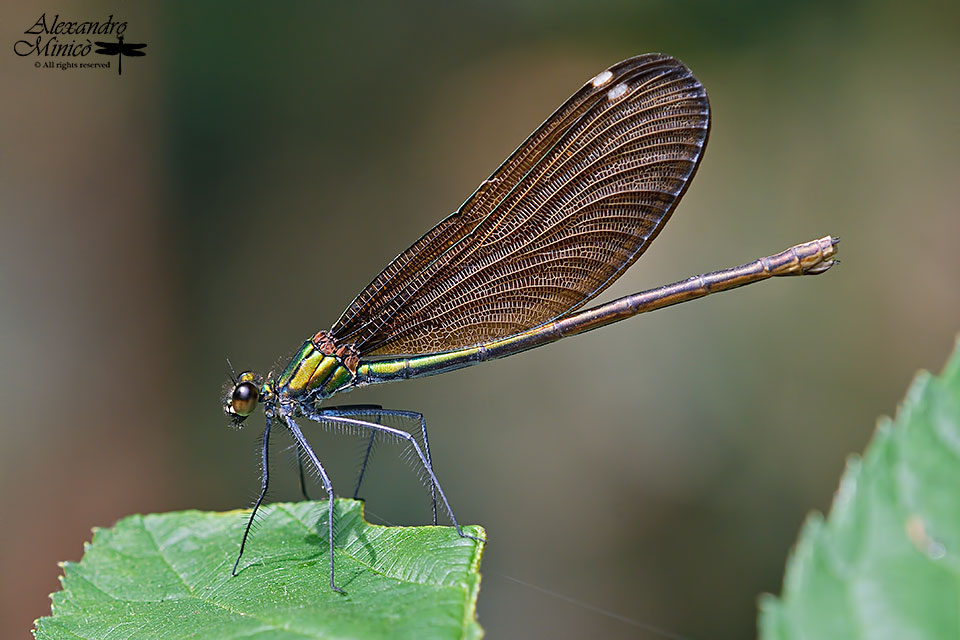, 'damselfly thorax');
274,332,359,401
